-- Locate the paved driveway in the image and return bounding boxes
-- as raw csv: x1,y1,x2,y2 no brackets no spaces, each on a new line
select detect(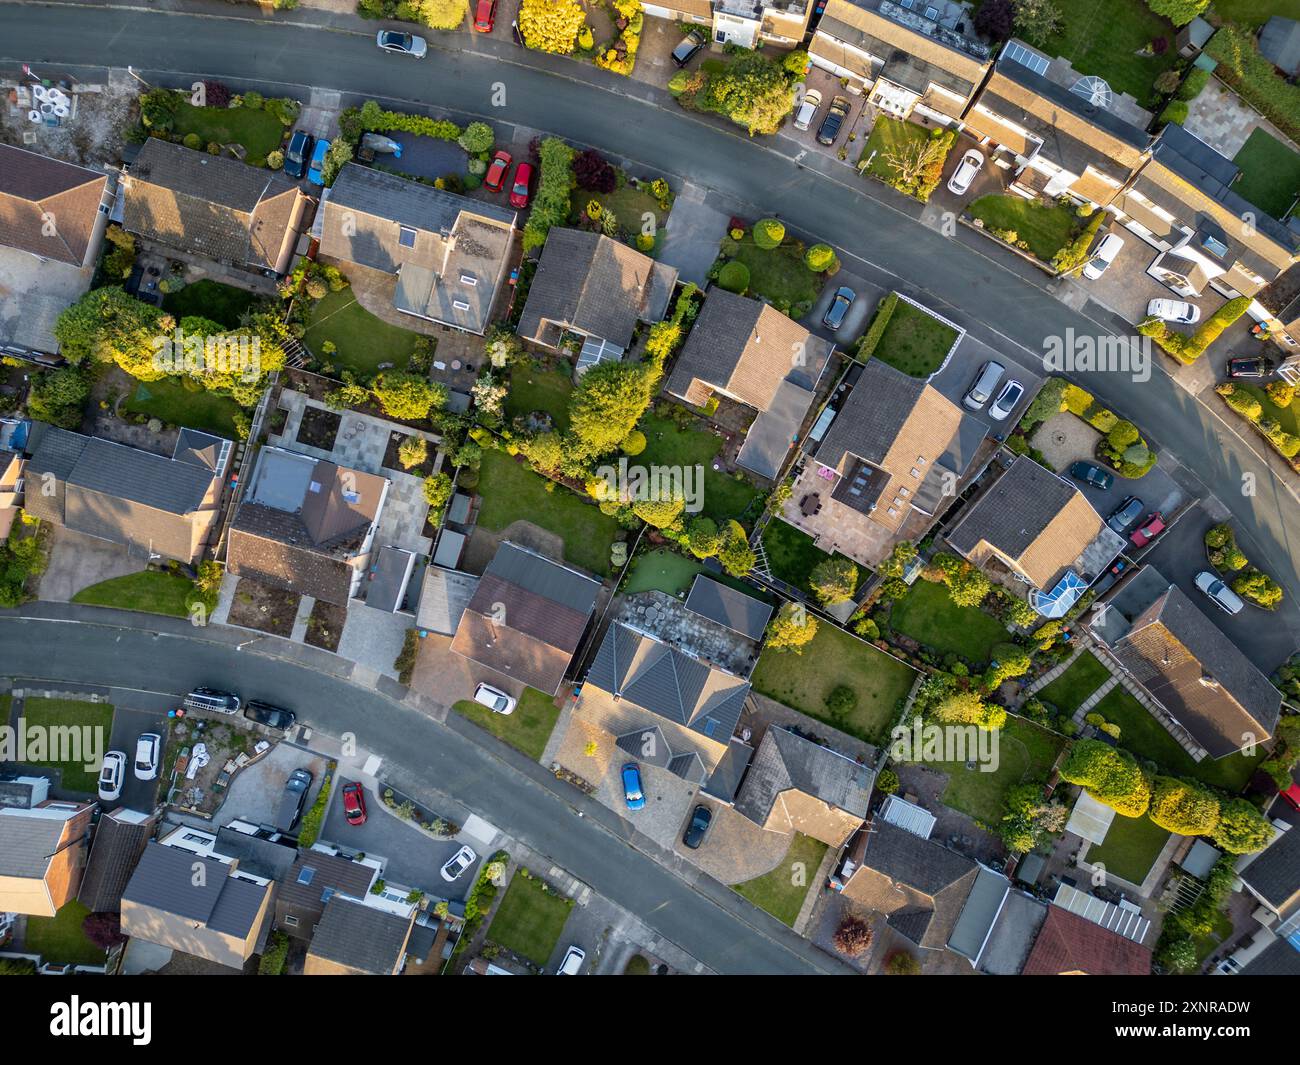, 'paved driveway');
104,704,168,813
38,527,147,603
212,740,329,833
803,267,884,348
931,332,1042,435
